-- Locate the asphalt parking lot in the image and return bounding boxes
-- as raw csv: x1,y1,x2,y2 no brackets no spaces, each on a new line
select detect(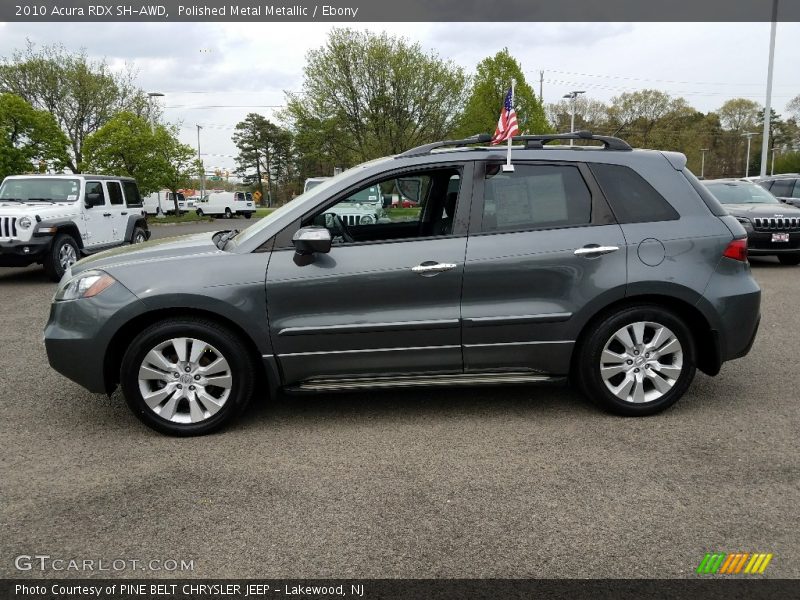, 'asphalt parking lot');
1,221,798,579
